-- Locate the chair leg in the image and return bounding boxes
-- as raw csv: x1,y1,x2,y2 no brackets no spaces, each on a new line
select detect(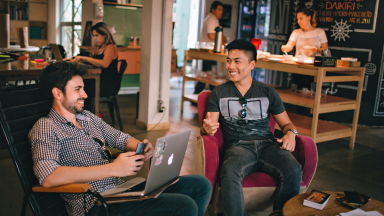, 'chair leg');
21,194,28,216
106,101,115,126
112,96,123,131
